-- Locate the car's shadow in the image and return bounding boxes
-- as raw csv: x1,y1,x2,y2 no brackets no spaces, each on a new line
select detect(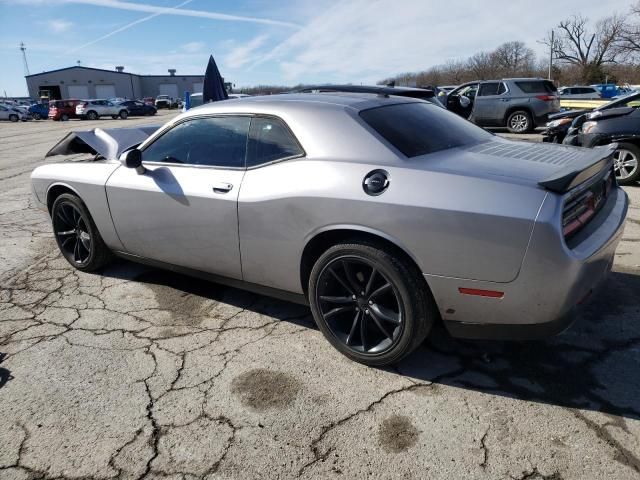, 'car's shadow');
103,260,640,420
